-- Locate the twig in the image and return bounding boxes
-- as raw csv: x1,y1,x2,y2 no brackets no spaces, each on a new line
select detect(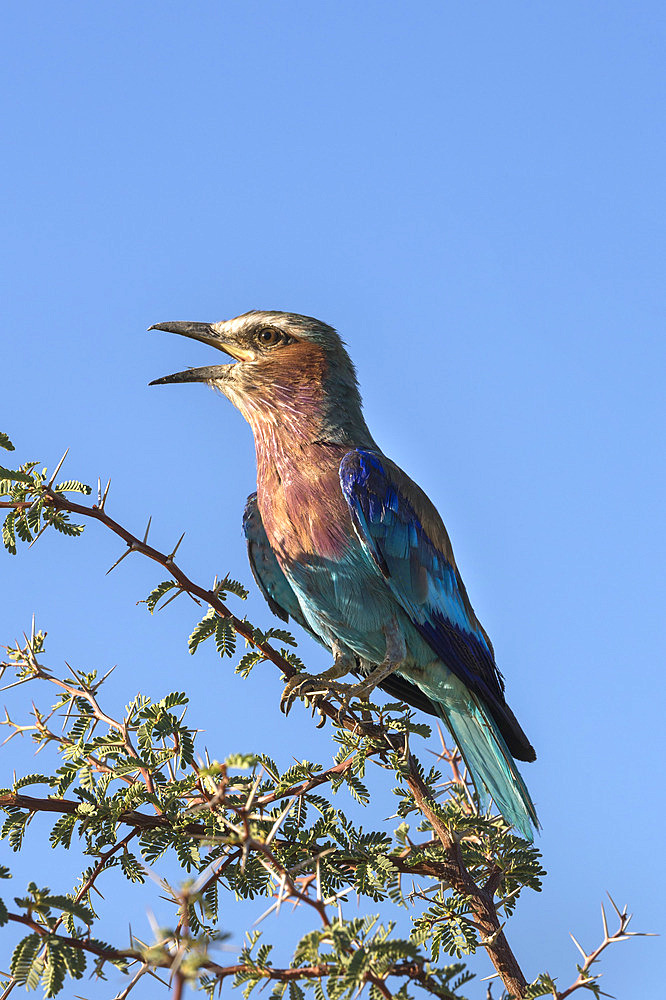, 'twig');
556,898,653,999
